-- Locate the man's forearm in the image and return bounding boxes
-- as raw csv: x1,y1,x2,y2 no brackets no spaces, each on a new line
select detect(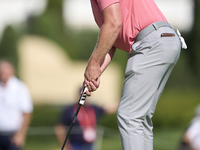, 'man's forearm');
100,46,116,73
88,21,121,68
18,113,31,136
